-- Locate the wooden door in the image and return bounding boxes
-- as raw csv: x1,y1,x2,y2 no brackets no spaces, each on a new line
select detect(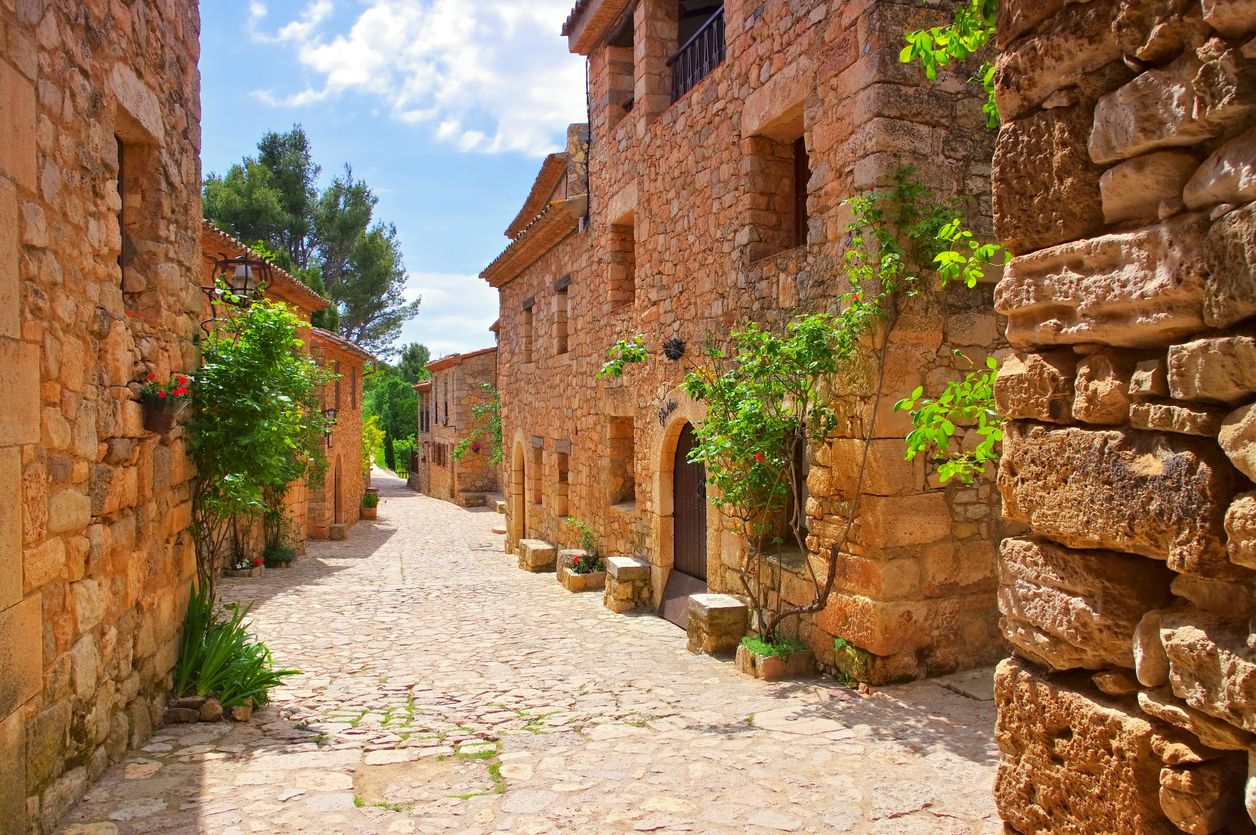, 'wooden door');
673,424,707,580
